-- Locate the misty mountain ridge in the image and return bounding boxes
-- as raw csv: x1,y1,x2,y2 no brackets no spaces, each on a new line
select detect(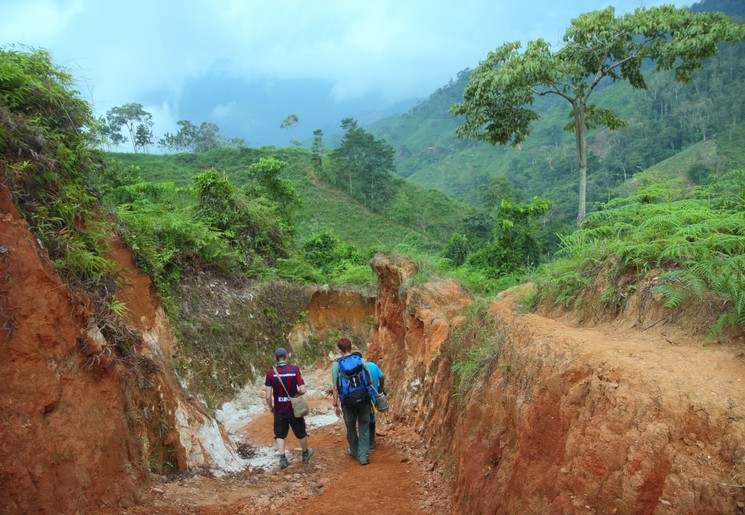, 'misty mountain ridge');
143,70,420,147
